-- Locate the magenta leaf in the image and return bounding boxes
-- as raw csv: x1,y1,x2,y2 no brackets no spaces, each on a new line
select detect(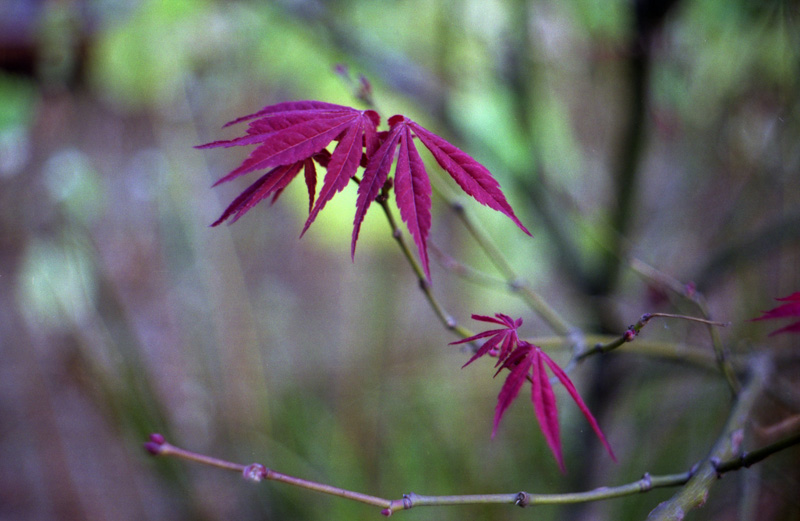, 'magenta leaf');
450,313,522,368
459,314,615,470
201,100,529,278
201,111,336,149
394,122,433,279
492,351,531,438
352,121,403,258
408,121,531,236
751,292,800,336
302,158,317,212
302,114,373,236
269,161,306,205
769,322,800,335
540,351,617,463
212,162,304,226
210,114,356,186
221,100,354,129
530,348,564,472
459,331,507,369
